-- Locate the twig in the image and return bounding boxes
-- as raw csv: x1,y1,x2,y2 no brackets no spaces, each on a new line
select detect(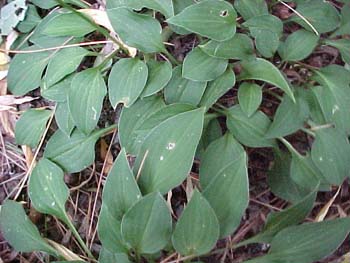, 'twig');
0,40,113,54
